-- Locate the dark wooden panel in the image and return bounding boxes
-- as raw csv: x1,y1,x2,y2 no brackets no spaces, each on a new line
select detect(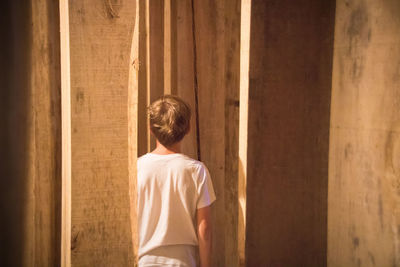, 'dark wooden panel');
245,1,335,266
0,0,62,266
